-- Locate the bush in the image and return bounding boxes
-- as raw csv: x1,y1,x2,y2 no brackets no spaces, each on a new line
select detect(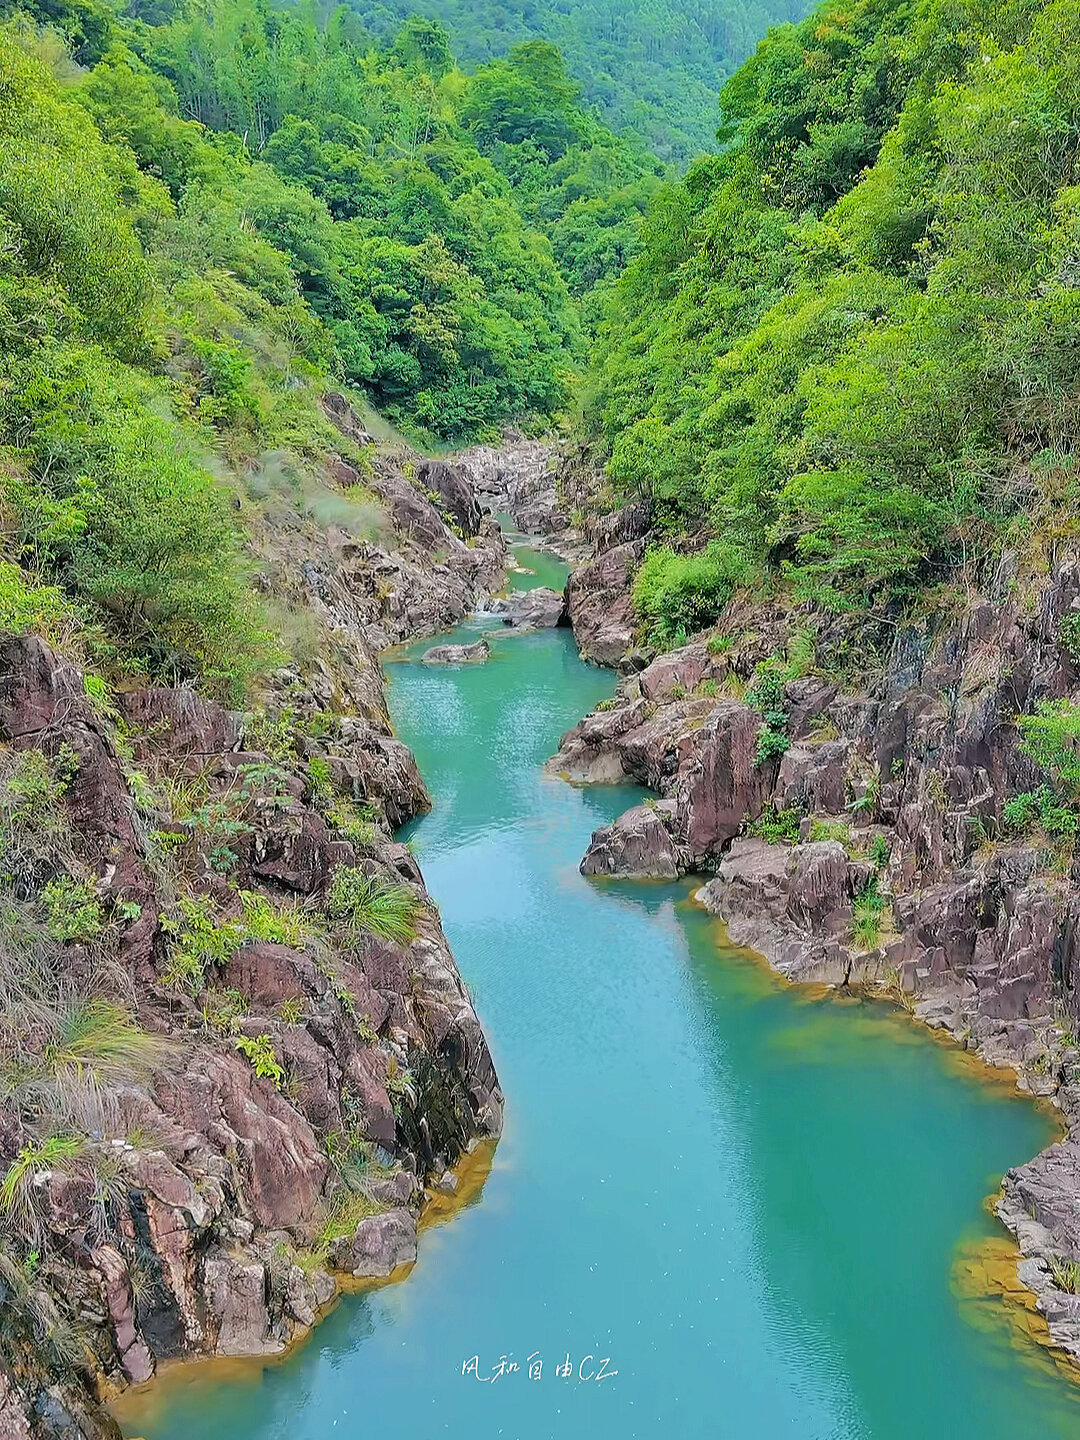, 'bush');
810,818,853,849
1002,786,1078,838
234,1033,285,1089
0,561,79,649
851,879,887,951
2,347,276,699
746,806,801,844
632,541,753,647
40,875,102,944
747,656,792,767
1017,701,1080,800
